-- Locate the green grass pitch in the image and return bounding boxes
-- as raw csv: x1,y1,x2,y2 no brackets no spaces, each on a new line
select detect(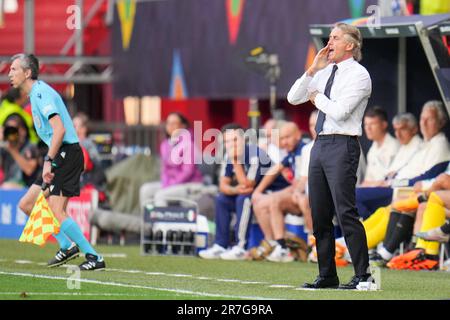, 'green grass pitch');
0,239,449,300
